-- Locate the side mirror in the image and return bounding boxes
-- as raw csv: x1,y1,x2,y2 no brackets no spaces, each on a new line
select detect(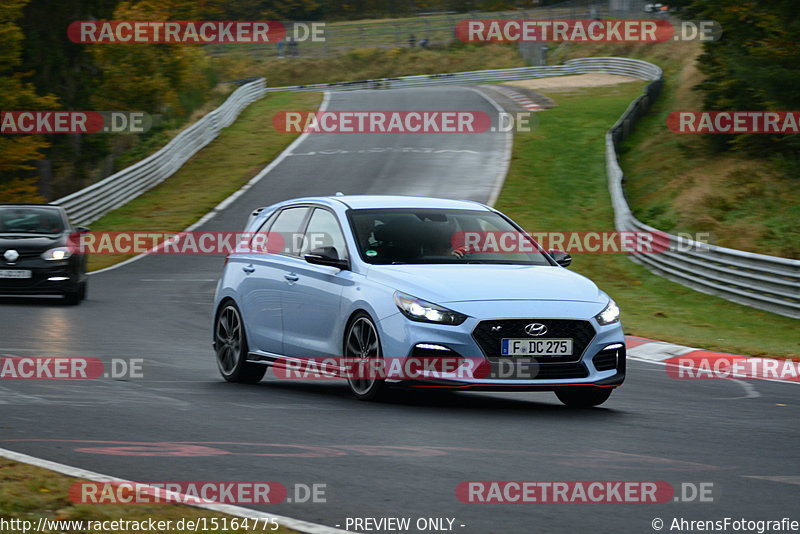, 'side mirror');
304,246,348,270
548,249,572,267
74,226,90,233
